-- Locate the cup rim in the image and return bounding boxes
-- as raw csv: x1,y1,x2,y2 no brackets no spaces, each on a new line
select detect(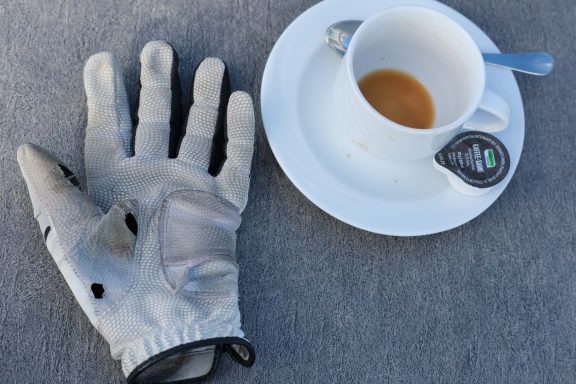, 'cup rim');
346,5,486,136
